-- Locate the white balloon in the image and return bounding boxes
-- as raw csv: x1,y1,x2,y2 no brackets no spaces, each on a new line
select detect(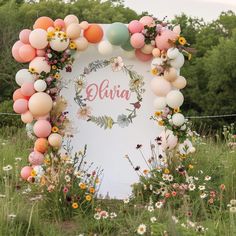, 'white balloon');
98,40,113,55
141,44,154,55
166,90,184,108
167,48,179,60
34,80,47,92
122,50,135,59
172,113,185,126
49,32,70,52
15,69,36,86
170,53,185,69
153,97,167,110
151,57,163,69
